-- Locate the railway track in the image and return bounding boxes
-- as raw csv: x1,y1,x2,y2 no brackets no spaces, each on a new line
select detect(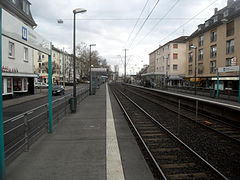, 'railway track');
111,86,228,180
125,85,240,143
